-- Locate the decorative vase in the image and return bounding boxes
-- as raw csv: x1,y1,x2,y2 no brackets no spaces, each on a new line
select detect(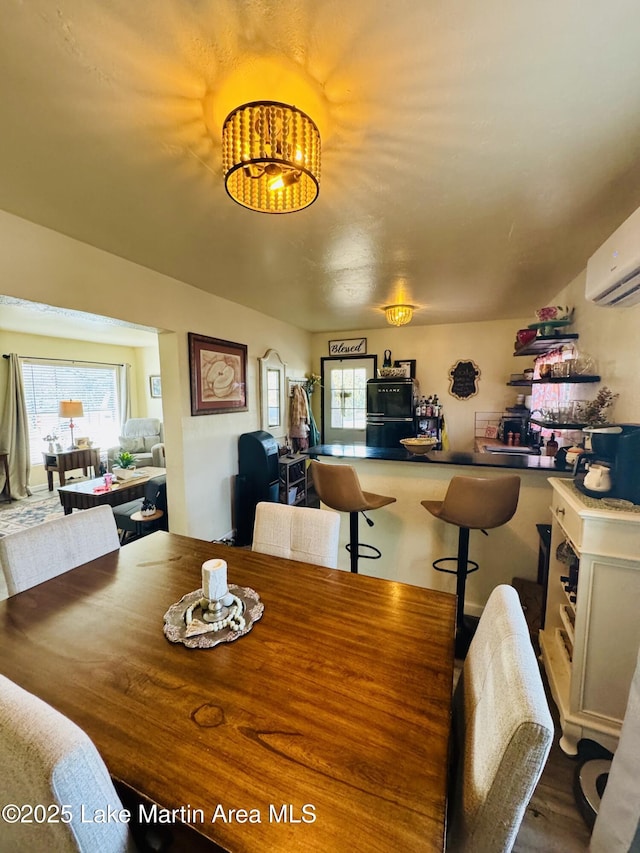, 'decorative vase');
48,442,54,452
